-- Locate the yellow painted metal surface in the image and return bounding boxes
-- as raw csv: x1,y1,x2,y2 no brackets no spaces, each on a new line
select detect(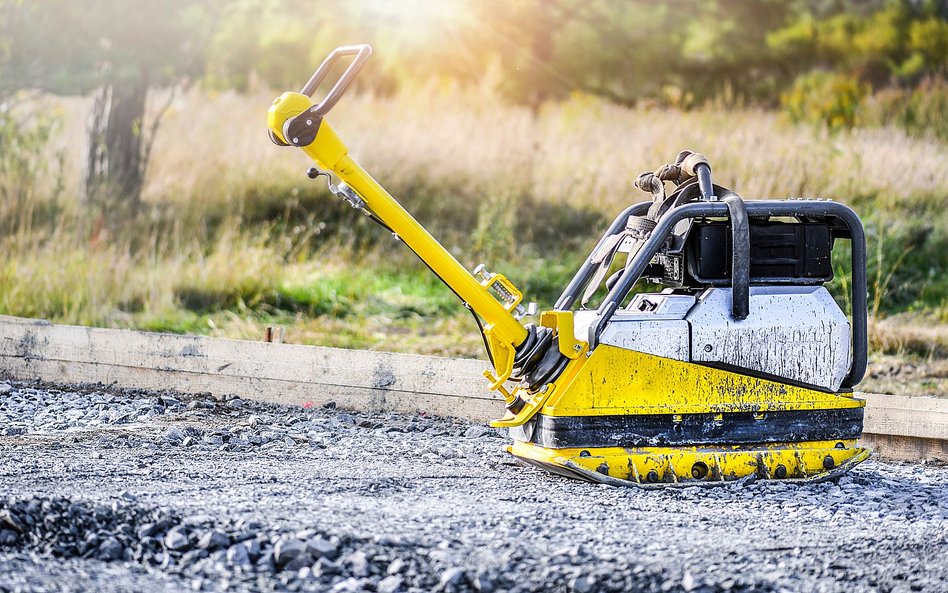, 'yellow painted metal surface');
542,344,864,417
540,311,583,359
501,343,870,485
509,439,869,485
